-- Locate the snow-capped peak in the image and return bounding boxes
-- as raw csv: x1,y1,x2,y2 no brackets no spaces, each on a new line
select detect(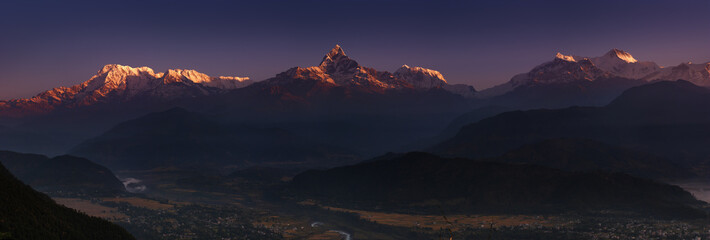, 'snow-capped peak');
604,49,638,63
588,49,658,79
160,68,251,89
86,64,159,93
97,64,156,75
163,69,211,84
394,64,448,88
555,53,576,62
